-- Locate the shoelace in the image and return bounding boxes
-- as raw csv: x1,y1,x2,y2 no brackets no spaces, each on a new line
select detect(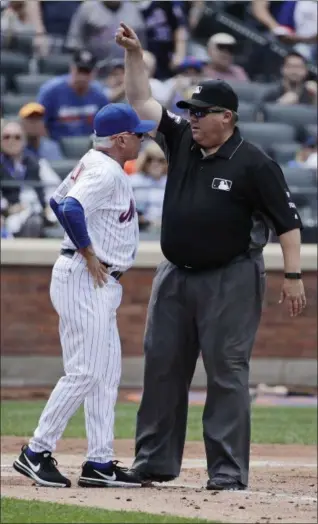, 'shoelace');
112,460,129,472
42,452,59,471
